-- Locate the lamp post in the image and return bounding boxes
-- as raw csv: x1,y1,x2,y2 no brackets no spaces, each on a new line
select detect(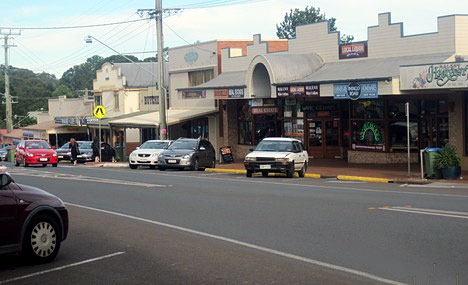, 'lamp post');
85,36,167,139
